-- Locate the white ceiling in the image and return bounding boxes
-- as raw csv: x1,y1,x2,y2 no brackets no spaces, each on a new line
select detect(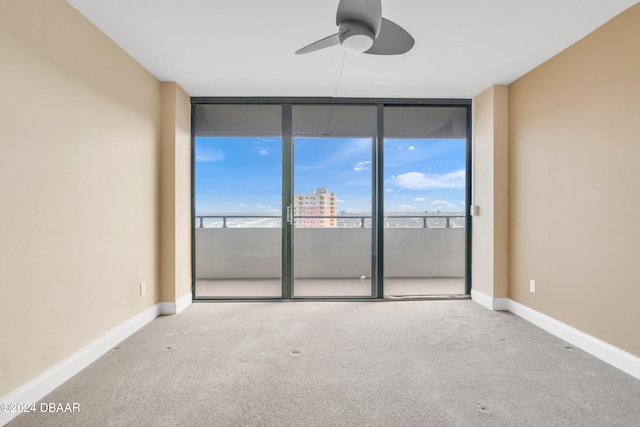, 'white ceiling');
65,0,638,99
